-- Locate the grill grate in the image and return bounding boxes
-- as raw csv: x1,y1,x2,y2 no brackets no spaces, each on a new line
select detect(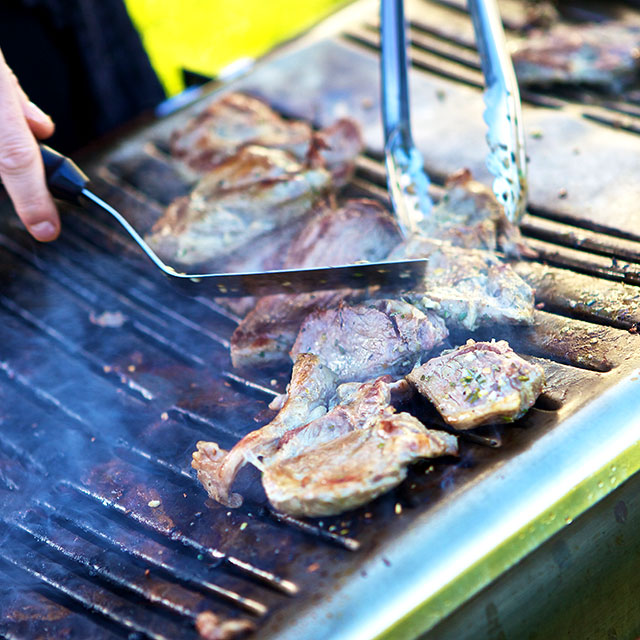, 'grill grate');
2,1,640,638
